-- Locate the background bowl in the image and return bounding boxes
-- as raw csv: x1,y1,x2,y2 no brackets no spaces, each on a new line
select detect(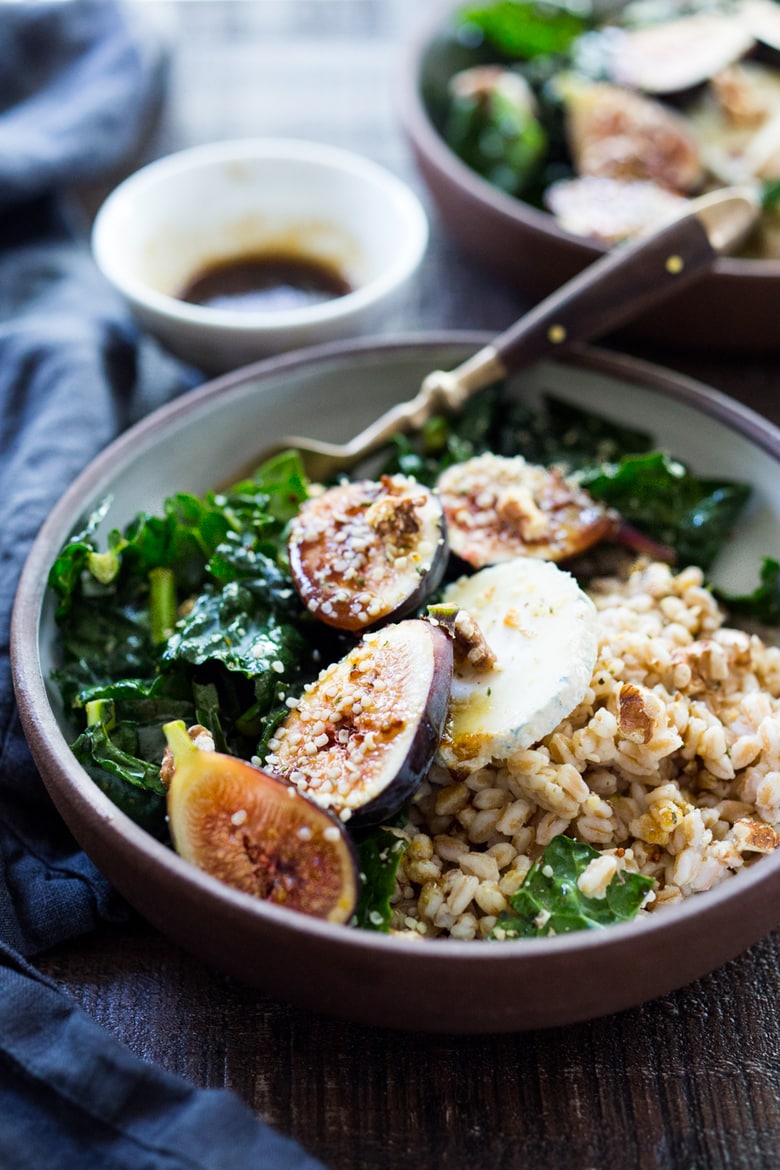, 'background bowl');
400,2,780,354
11,336,780,1033
91,138,429,373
